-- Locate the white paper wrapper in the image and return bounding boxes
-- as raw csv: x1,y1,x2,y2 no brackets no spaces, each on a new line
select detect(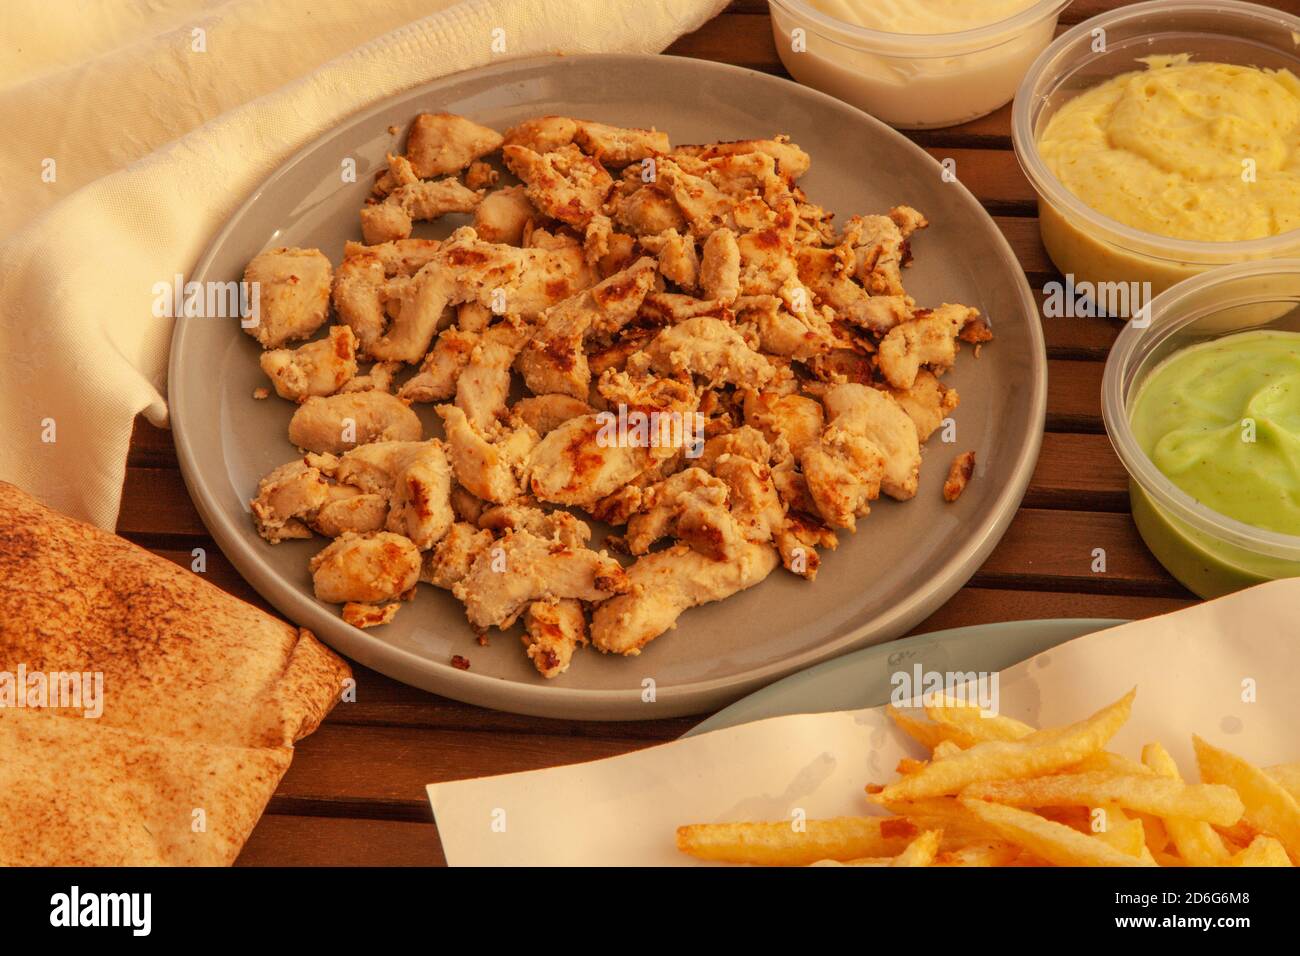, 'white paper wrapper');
427,579,1300,865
